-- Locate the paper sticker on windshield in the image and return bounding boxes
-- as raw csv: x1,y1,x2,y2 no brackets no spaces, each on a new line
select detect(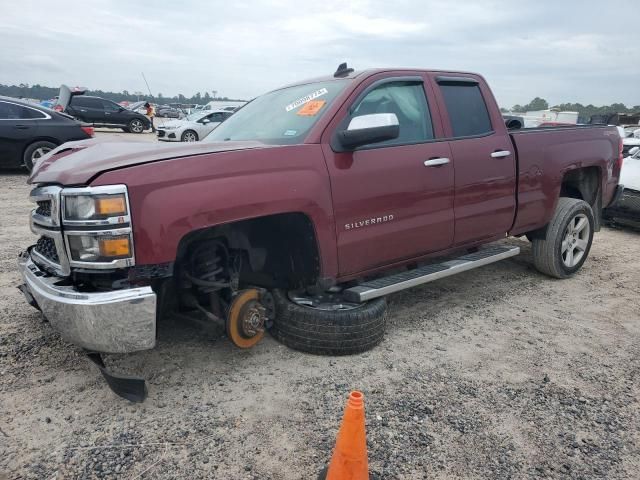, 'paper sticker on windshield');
297,100,326,116
285,88,328,112
283,129,297,136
